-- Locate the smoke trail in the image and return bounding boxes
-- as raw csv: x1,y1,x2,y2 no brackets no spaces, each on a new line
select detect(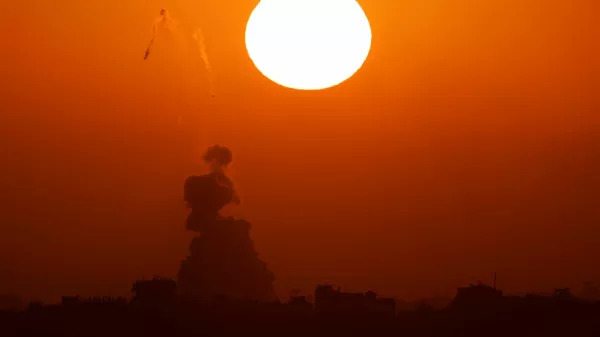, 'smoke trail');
192,28,215,98
144,8,176,60
144,9,215,98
